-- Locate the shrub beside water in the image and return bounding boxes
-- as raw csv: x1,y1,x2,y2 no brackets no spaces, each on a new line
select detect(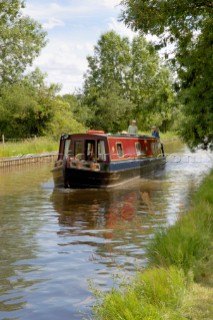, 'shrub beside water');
91,171,213,320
